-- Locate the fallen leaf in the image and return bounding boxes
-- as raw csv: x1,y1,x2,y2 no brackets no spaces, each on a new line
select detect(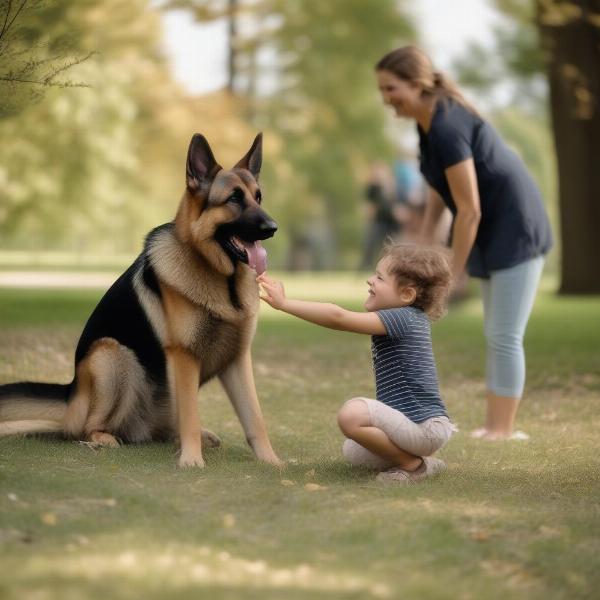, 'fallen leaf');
304,483,327,492
7,493,18,502
41,513,57,526
223,514,236,528
304,469,316,479
280,479,296,487
468,528,491,542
